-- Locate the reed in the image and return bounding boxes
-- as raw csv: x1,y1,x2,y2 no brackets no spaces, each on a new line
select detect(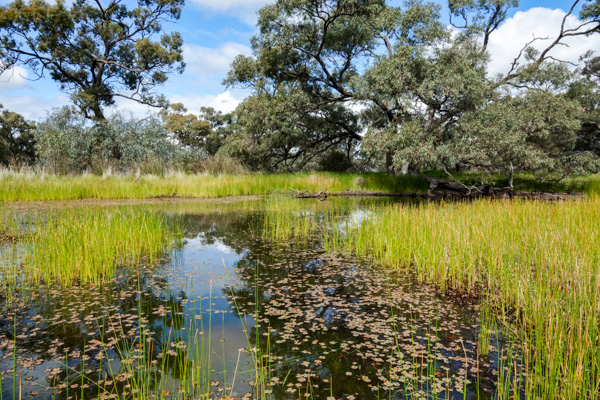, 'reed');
585,174,600,196
328,198,600,399
1,207,182,287
0,171,429,202
263,197,600,398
